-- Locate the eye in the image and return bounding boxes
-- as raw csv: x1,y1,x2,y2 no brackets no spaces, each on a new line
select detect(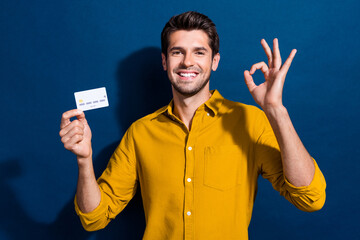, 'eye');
171,51,182,56
195,51,205,56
